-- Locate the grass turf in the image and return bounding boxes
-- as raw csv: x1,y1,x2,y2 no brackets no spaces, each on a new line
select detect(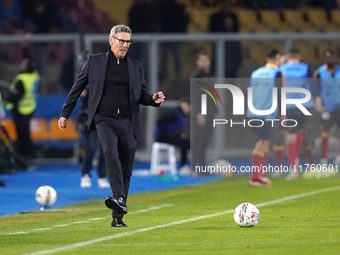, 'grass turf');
1,178,340,255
